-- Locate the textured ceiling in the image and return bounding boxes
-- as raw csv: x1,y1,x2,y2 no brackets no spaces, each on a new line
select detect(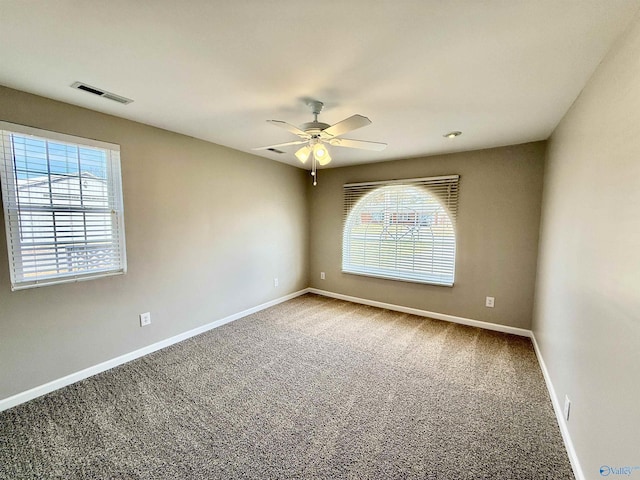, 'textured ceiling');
1,0,639,169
